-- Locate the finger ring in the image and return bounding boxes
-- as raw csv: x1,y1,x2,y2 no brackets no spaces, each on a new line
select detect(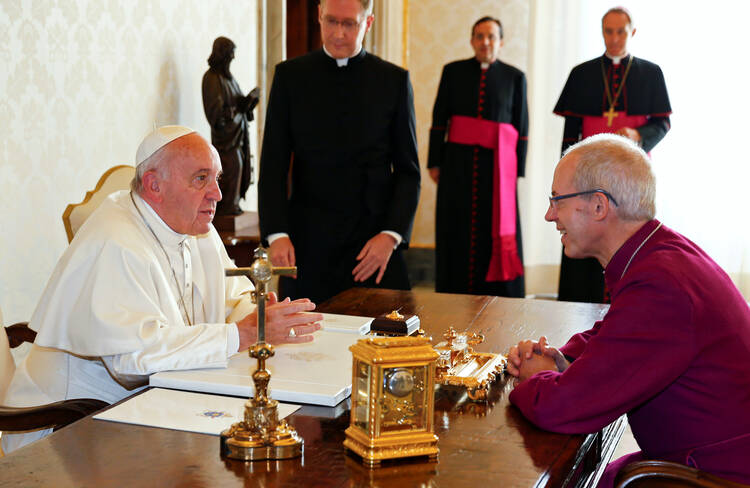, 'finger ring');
288,328,296,338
